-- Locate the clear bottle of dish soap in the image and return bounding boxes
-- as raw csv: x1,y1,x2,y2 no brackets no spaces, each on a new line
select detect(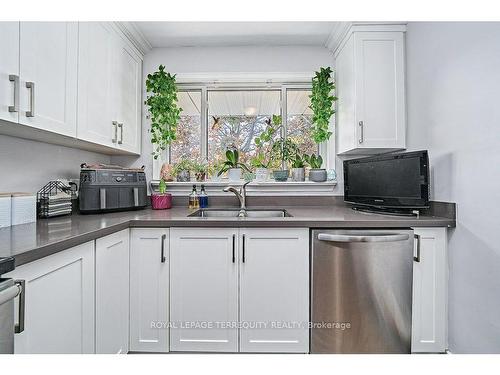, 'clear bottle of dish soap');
199,185,208,208
188,185,199,209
